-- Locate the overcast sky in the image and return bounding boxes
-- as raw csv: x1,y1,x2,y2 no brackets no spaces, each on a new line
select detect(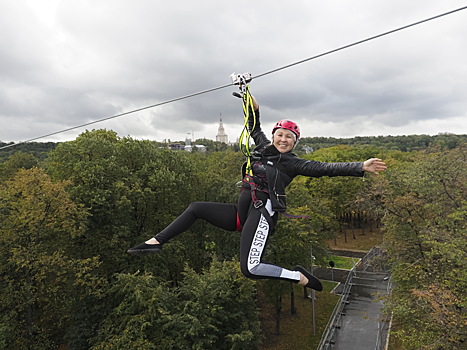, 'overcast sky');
1,1,467,145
